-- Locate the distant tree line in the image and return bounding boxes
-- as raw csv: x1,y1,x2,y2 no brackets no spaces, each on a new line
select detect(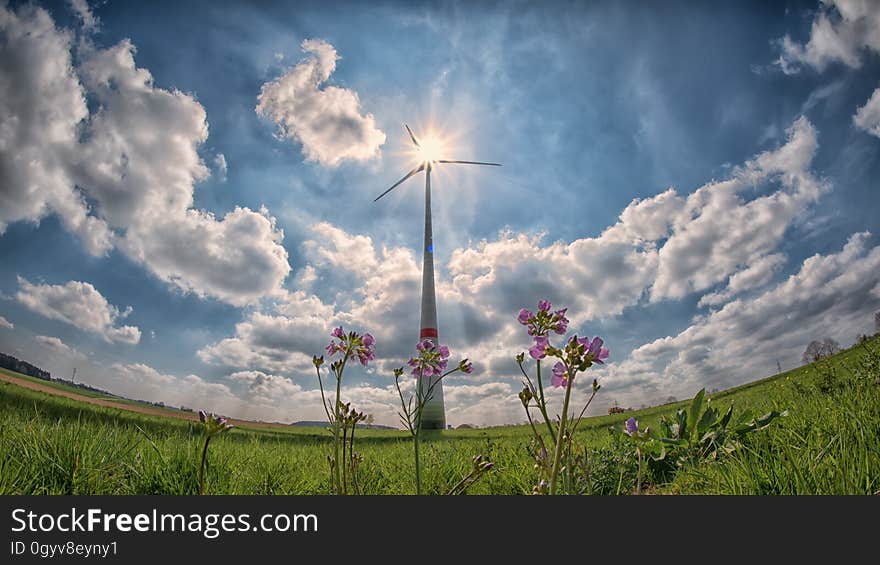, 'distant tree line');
0,352,50,380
